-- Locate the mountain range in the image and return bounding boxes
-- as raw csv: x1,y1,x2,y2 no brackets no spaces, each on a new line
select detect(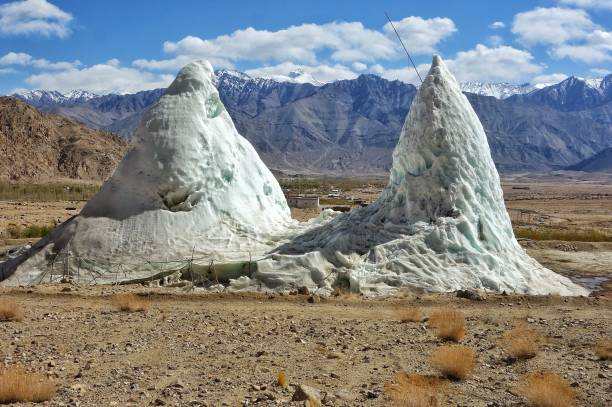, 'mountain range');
11,71,612,174
566,147,612,172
